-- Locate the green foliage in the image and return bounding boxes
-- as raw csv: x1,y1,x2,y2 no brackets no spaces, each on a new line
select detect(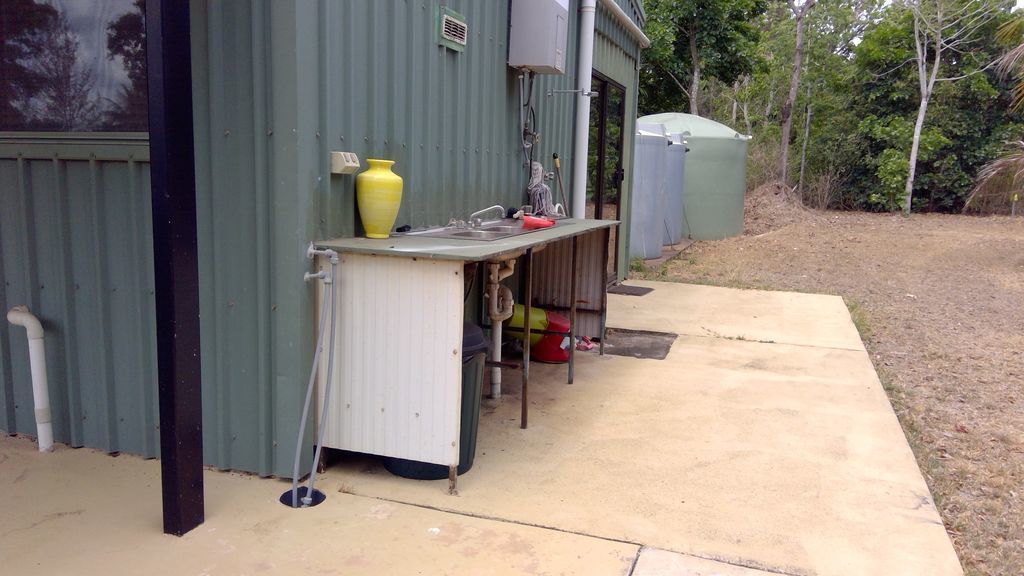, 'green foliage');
858,114,952,210
869,148,910,210
637,0,1023,213
639,0,770,115
841,3,1018,211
